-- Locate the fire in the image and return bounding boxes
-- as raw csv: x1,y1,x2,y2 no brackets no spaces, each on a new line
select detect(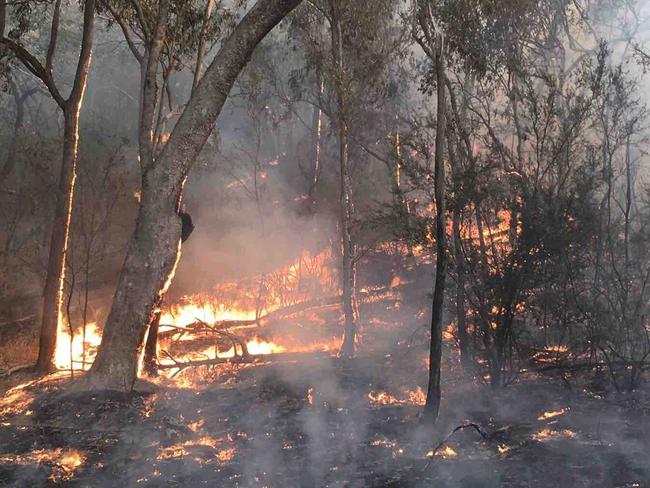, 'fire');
531,428,576,441
160,301,256,329
497,444,511,455
0,449,85,482
368,387,425,406
157,436,236,464
426,446,458,458
54,320,102,371
217,338,285,358
537,409,566,421
216,447,236,463
49,248,338,377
